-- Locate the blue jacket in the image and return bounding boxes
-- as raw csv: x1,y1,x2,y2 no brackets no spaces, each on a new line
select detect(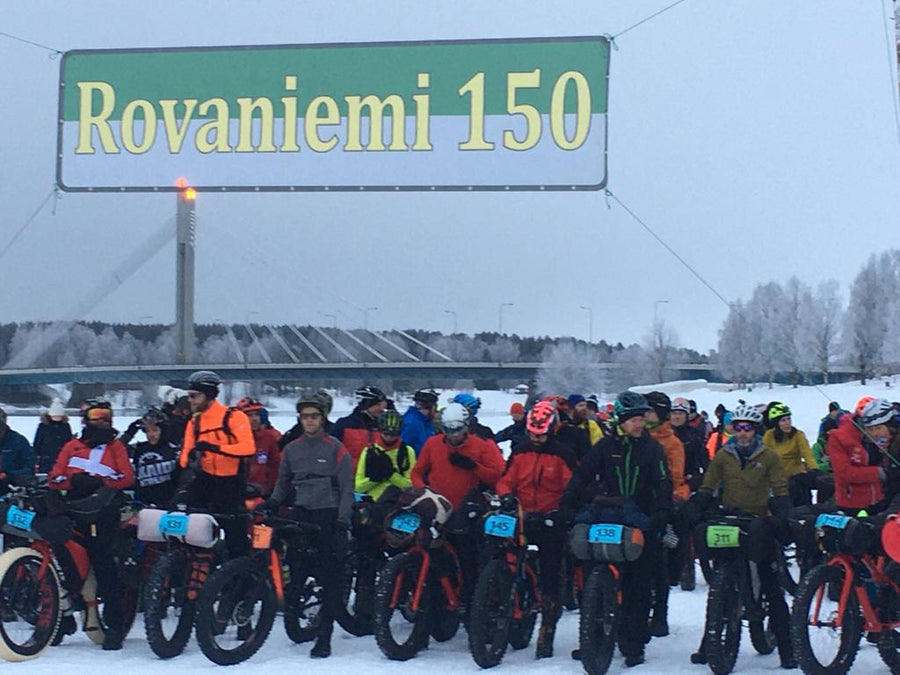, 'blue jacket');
401,406,435,456
0,427,35,480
